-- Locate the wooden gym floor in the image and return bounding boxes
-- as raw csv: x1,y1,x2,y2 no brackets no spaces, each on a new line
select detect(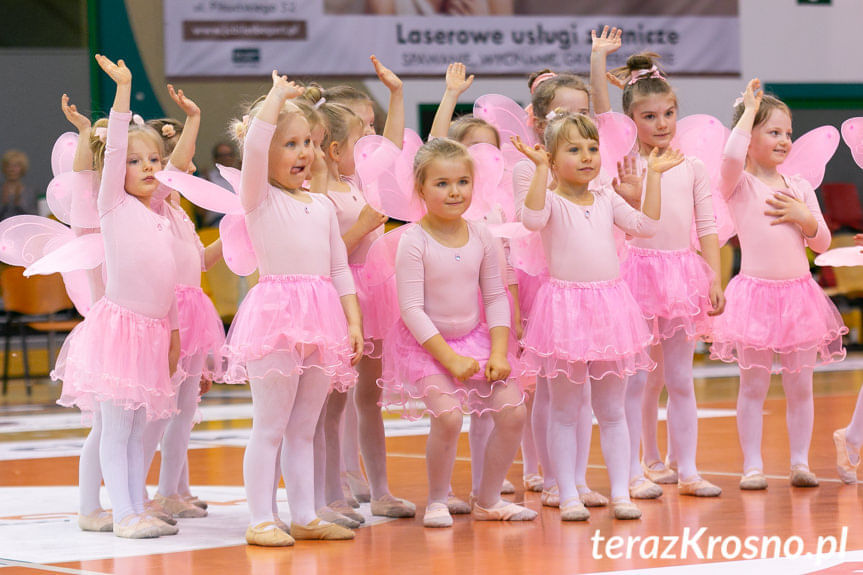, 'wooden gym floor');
2,356,863,574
